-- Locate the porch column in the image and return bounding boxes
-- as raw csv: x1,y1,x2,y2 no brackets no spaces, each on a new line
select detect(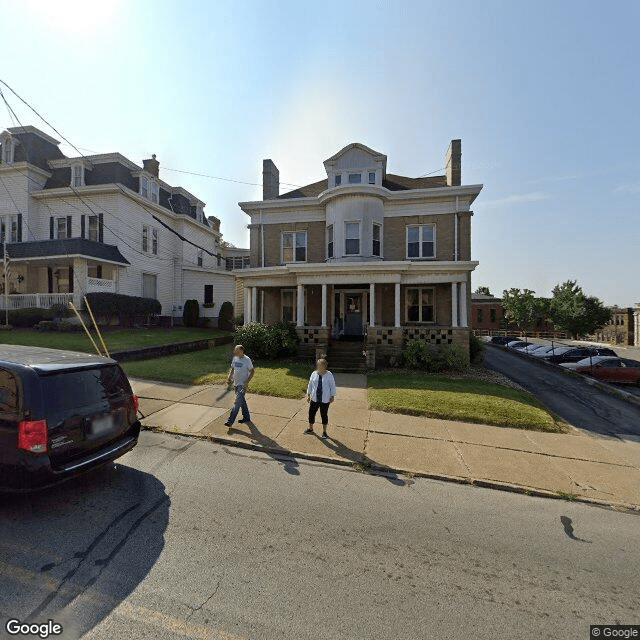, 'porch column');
459,280,468,327
394,283,401,328
244,285,250,325
451,282,458,327
251,287,258,323
369,283,375,327
296,284,304,327
73,257,87,309
321,284,327,328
